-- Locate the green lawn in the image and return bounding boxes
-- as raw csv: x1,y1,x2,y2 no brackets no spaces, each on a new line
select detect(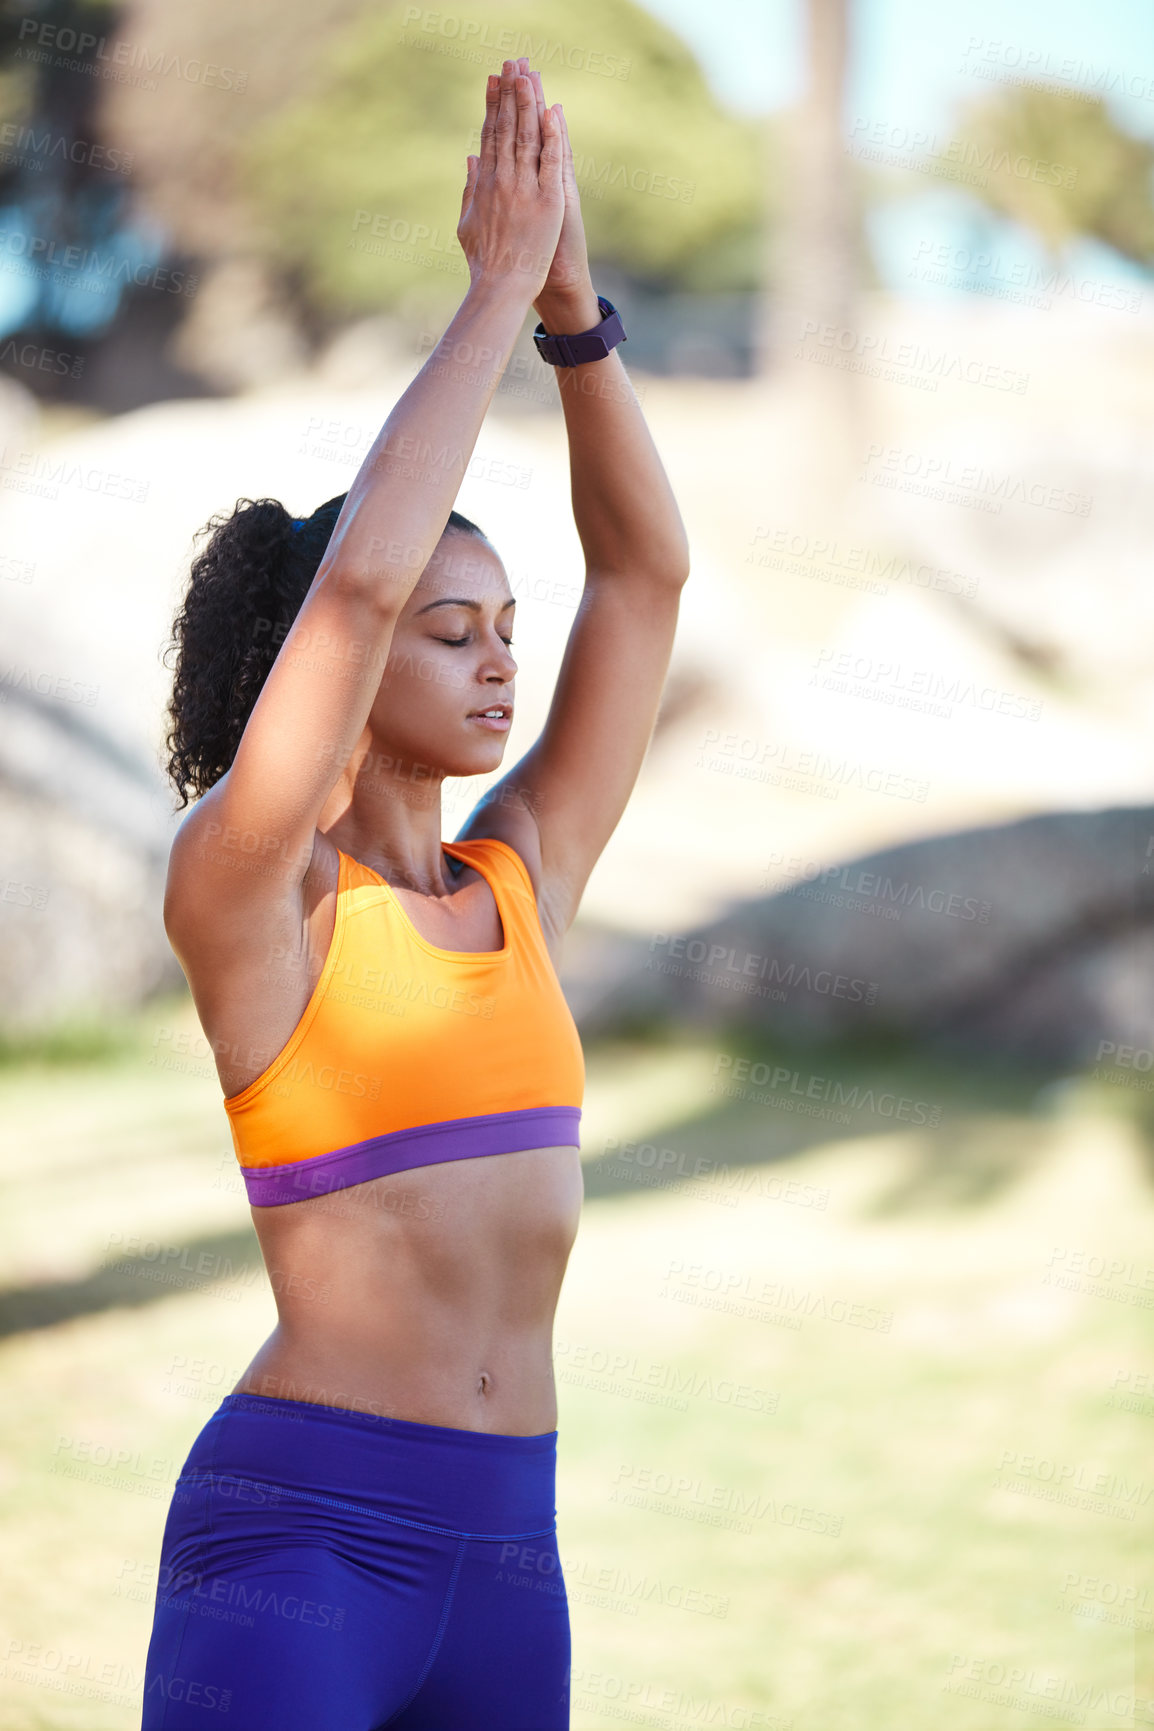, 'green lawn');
0,992,1151,1730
